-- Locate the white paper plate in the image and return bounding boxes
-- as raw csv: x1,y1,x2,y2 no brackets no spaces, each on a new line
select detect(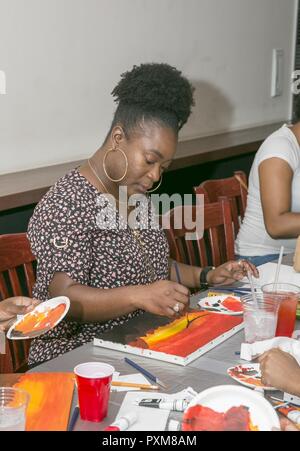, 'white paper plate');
183,385,280,431
227,363,276,391
198,295,243,315
7,296,70,340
